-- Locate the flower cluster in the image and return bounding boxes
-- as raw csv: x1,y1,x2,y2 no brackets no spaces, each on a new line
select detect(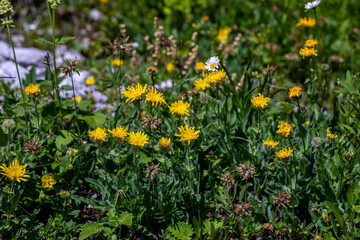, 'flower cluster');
145,87,166,107
288,86,302,99
108,126,128,141
1,159,30,182
251,93,271,109
175,124,200,145
42,175,56,189
327,129,338,139
169,100,191,116
121,83,147,102
88,127,108,142
275,147,293,159
277,122,292,138
262,139,279,149
296,17,316,27
128,131,149,147
24,84,40,96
